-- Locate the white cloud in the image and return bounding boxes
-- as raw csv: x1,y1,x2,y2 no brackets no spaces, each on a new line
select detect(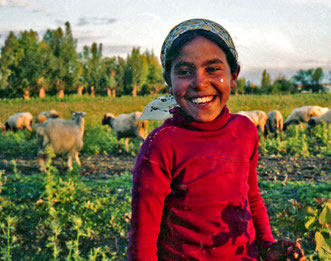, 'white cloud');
76,17,117,27
0,0,29,7
275,0,331,8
